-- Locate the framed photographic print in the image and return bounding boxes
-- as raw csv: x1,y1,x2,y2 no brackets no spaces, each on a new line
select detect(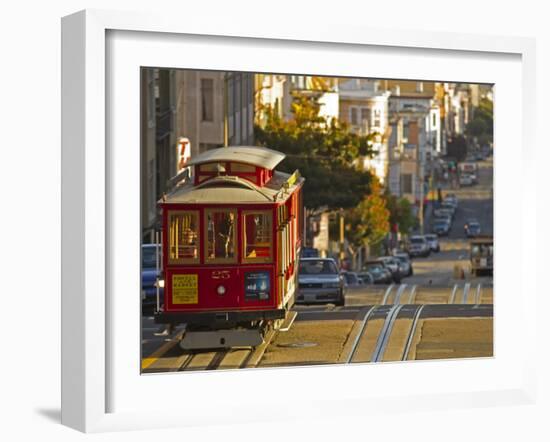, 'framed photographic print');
61,9,536,433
